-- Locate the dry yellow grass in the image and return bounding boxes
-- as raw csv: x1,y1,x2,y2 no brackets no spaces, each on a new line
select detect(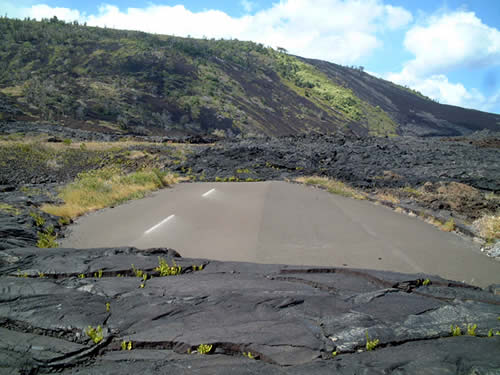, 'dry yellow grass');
41,168,181,219
474,214,500,242
376,192,400,204
425,216,456,232
441,218,456,232
127,150,147,159
295,176,366,200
